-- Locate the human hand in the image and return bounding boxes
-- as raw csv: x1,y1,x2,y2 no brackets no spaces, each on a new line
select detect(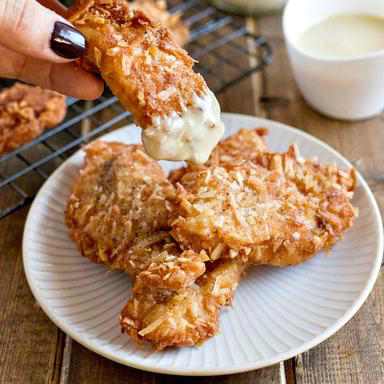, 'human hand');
0,0,104,99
